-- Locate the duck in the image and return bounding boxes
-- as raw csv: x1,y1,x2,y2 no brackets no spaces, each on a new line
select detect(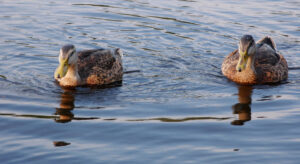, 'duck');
222,35,288,85
54,44,123,87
